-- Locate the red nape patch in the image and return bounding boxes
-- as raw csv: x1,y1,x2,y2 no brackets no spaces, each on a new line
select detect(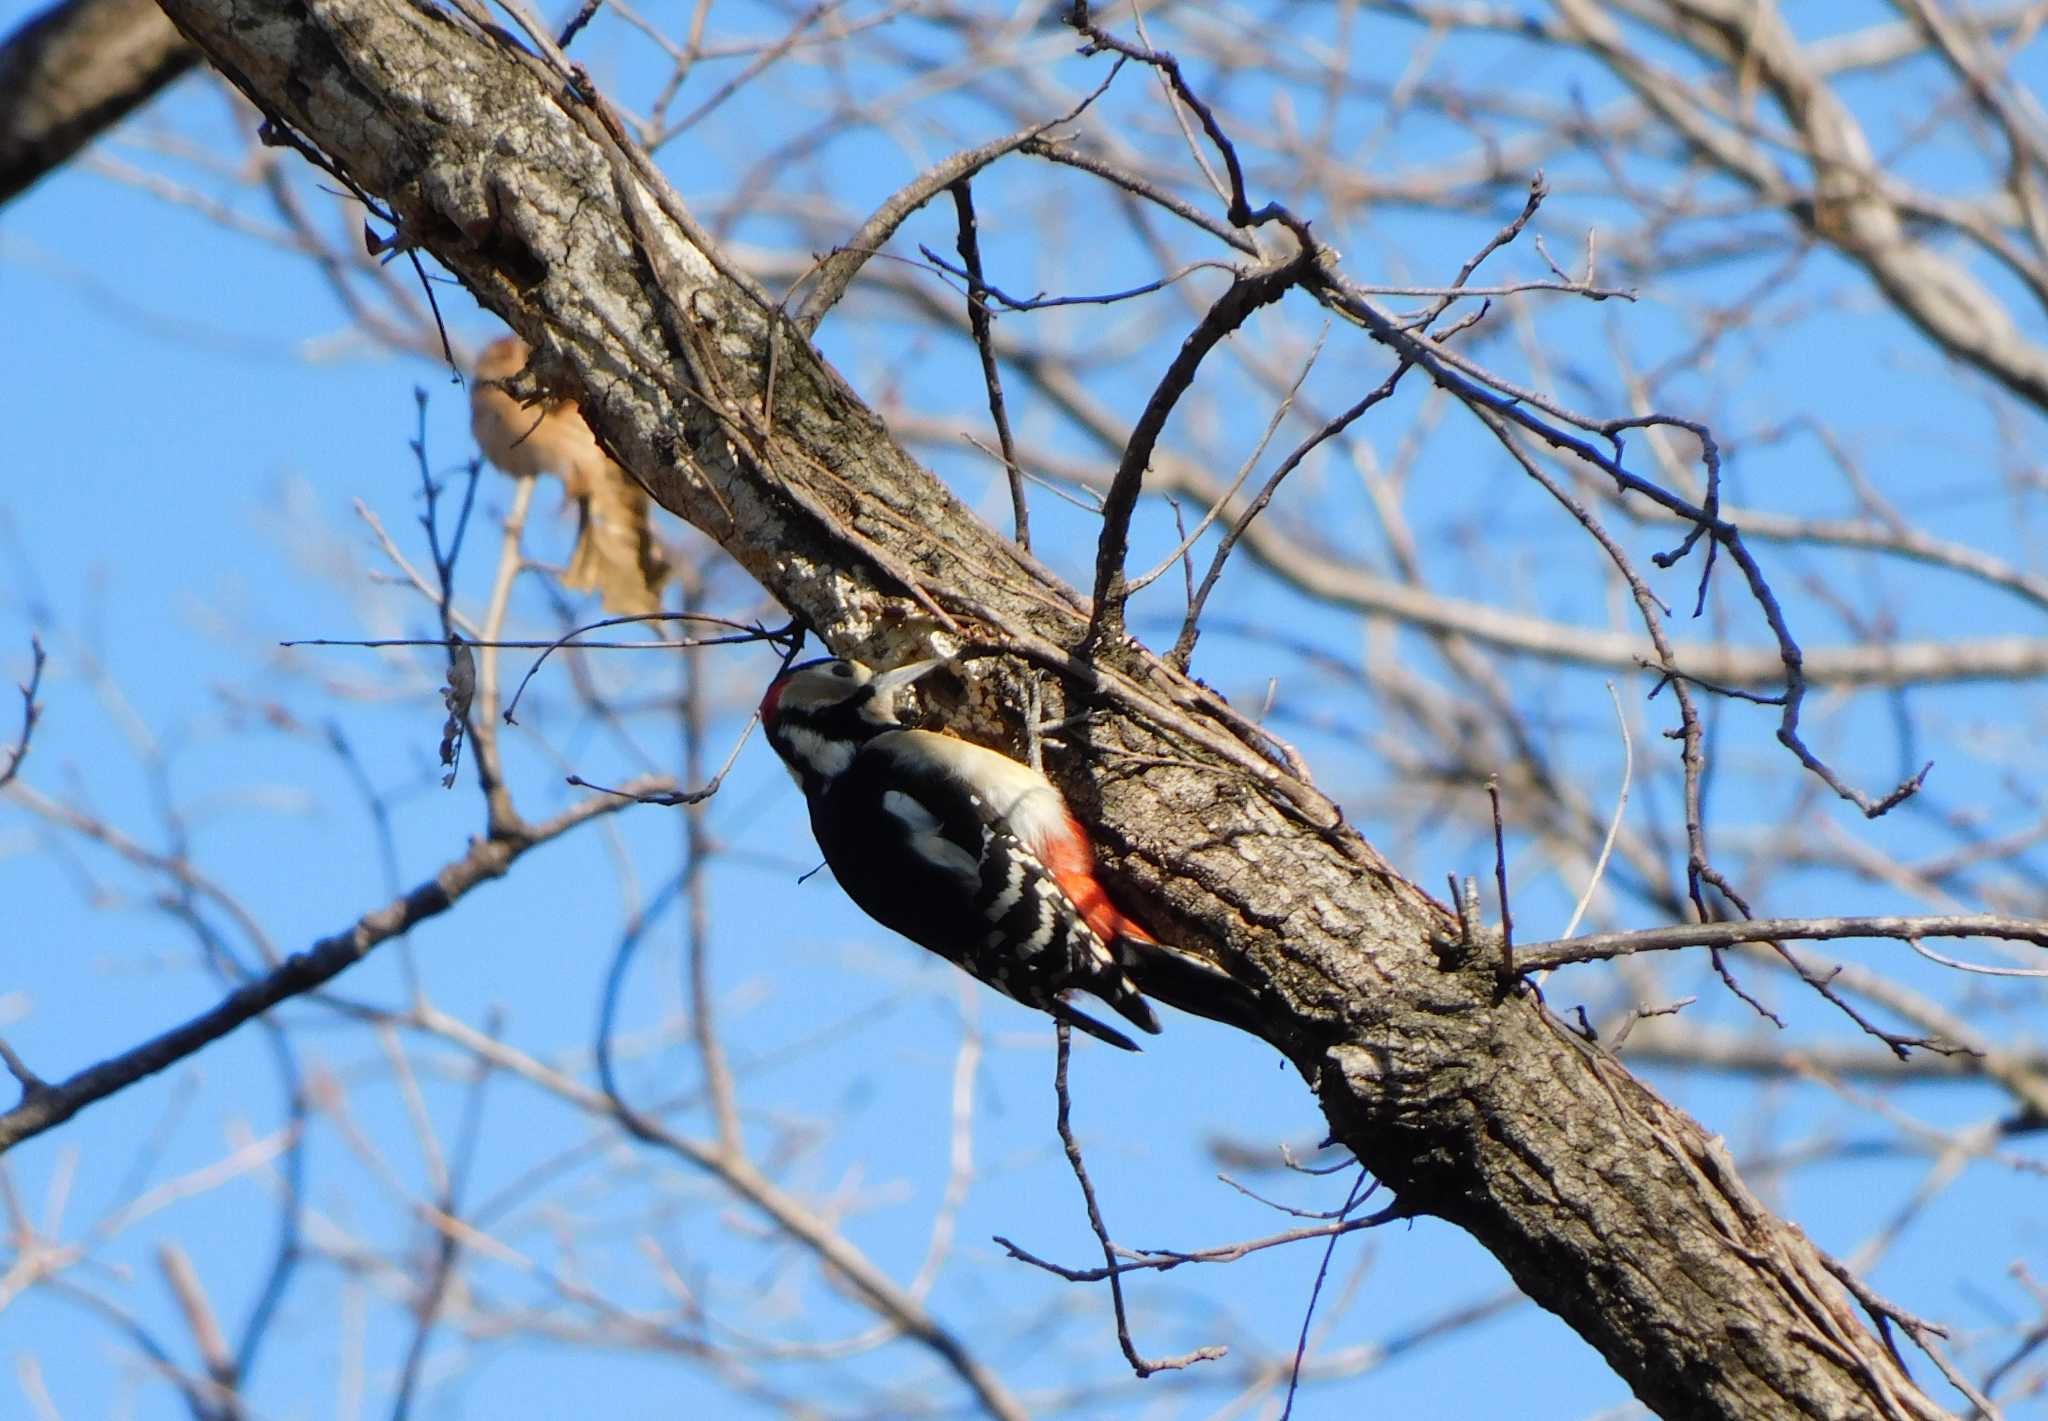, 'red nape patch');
758,676,786,724
1043,813,1154,945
